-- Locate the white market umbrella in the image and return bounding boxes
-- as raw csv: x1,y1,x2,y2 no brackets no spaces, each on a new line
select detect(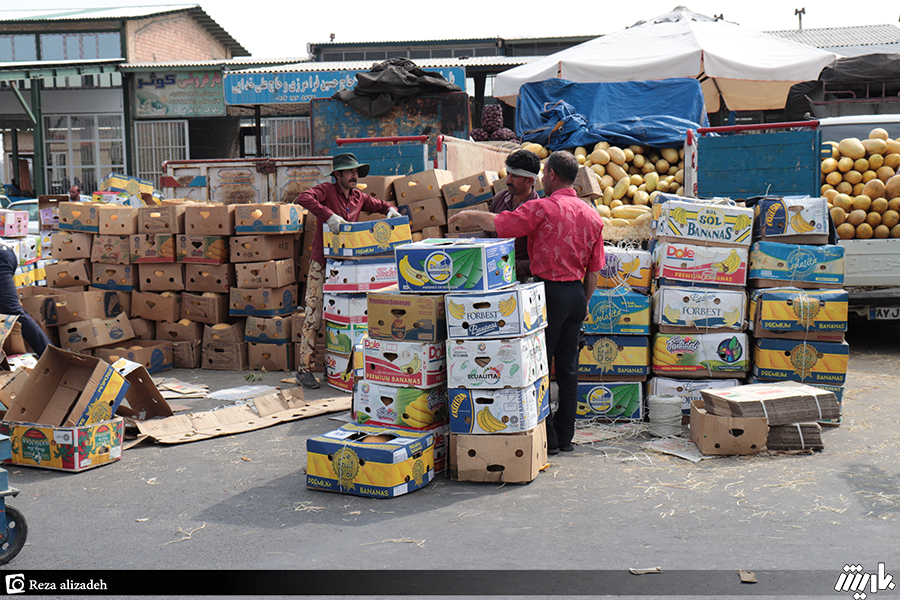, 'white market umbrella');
494,6,838,112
